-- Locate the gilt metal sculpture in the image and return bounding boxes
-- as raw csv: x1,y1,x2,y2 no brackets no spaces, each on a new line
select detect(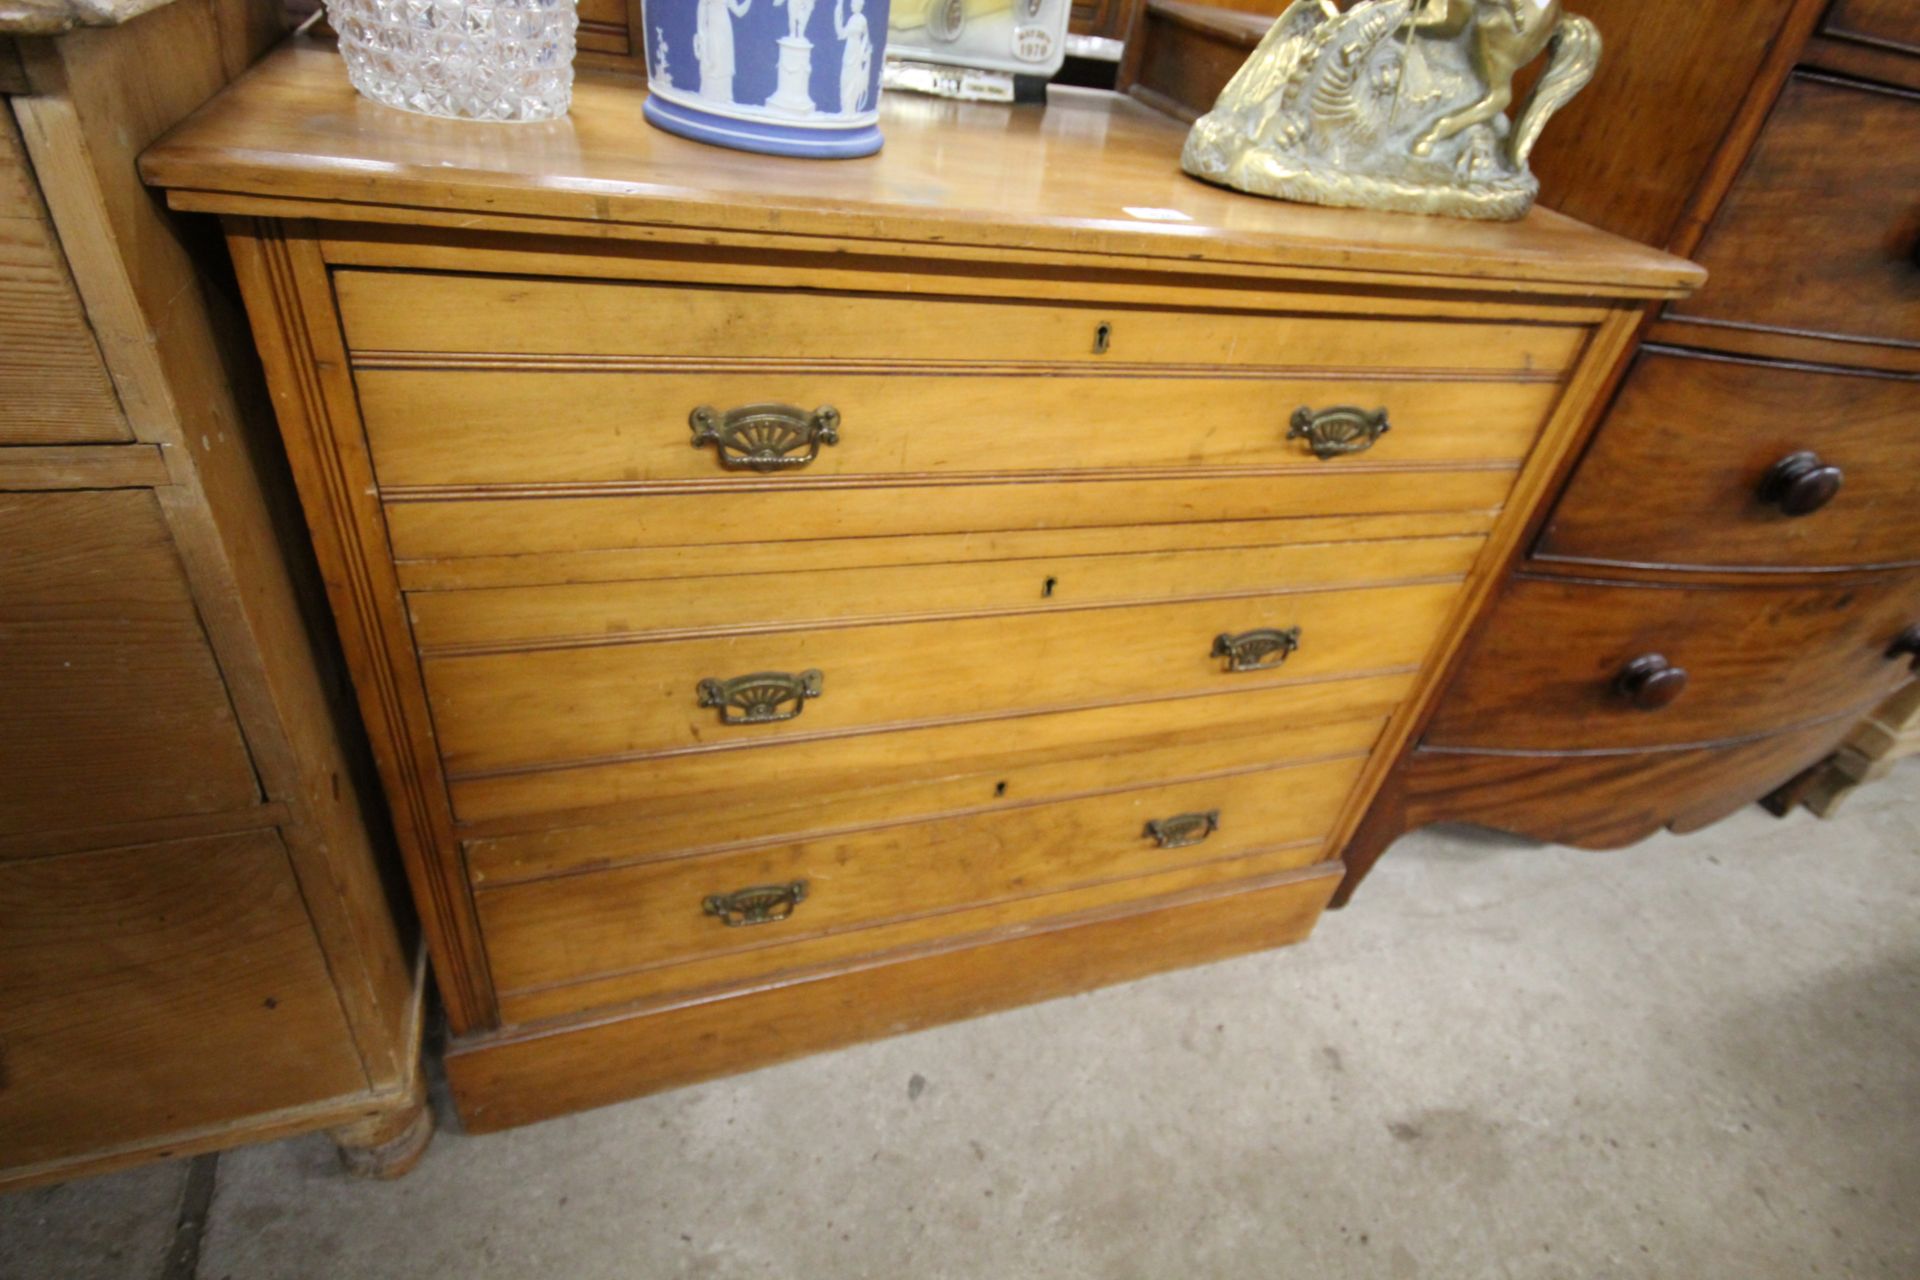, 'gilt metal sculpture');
1181,0,1600,220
